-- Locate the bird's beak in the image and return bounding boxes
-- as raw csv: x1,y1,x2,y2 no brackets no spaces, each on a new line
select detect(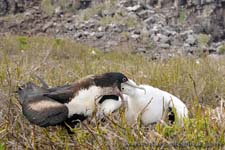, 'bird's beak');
123,79,146,94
